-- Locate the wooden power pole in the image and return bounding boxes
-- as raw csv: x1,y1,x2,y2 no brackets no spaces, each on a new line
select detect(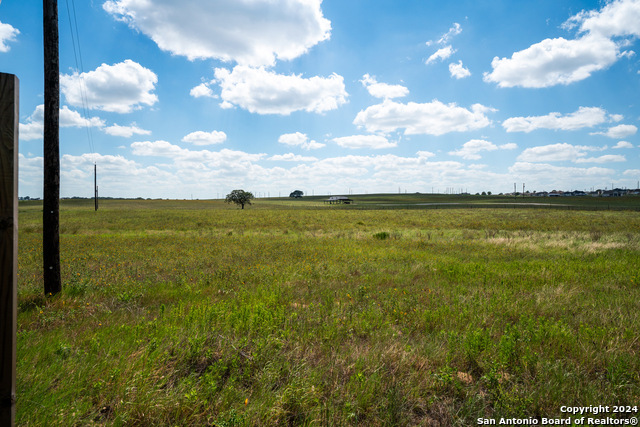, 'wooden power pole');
1,72,19,426
94,163,98,211
43,0,61,295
